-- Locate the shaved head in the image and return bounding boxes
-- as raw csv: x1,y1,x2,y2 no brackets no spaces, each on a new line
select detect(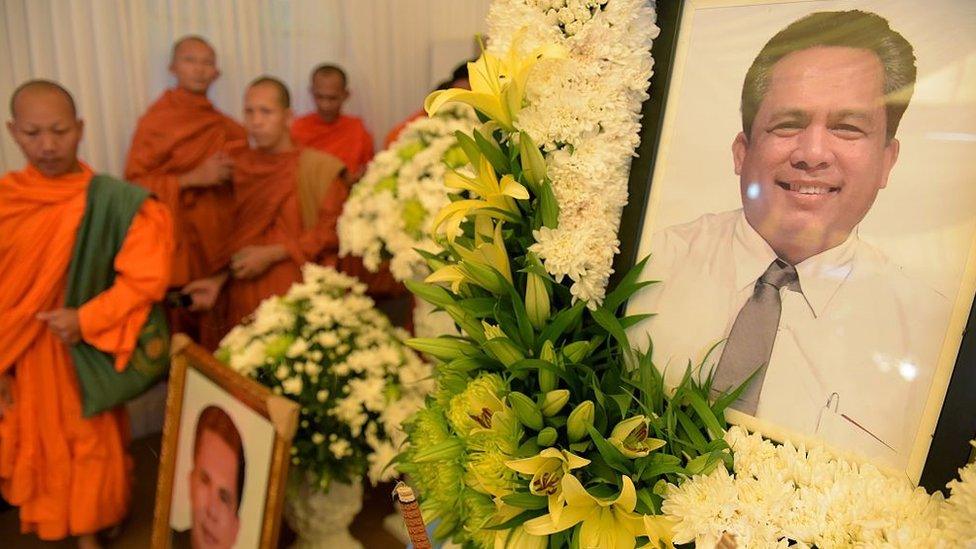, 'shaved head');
7,79,83,177
170,35,219,94
248,76,291,108
171,35,215,63
310,64,347,89
9,79,76,119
